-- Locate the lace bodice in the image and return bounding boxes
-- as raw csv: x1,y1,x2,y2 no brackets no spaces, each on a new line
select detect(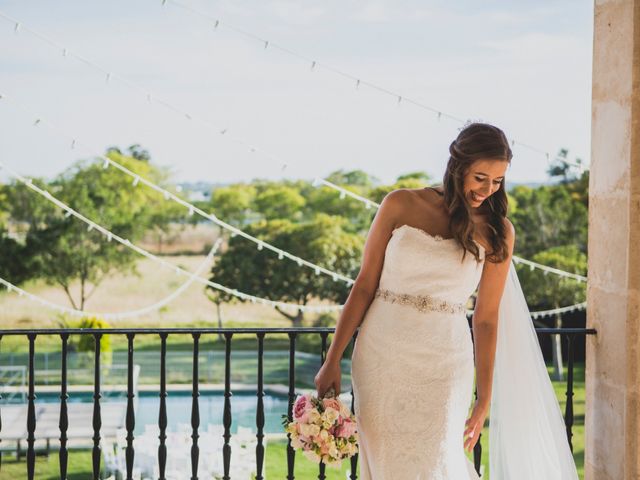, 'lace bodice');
376,224,485,308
